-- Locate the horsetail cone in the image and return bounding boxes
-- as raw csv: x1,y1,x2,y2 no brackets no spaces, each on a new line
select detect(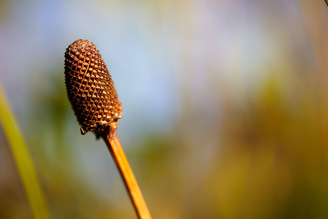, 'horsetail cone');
64,39,122,136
